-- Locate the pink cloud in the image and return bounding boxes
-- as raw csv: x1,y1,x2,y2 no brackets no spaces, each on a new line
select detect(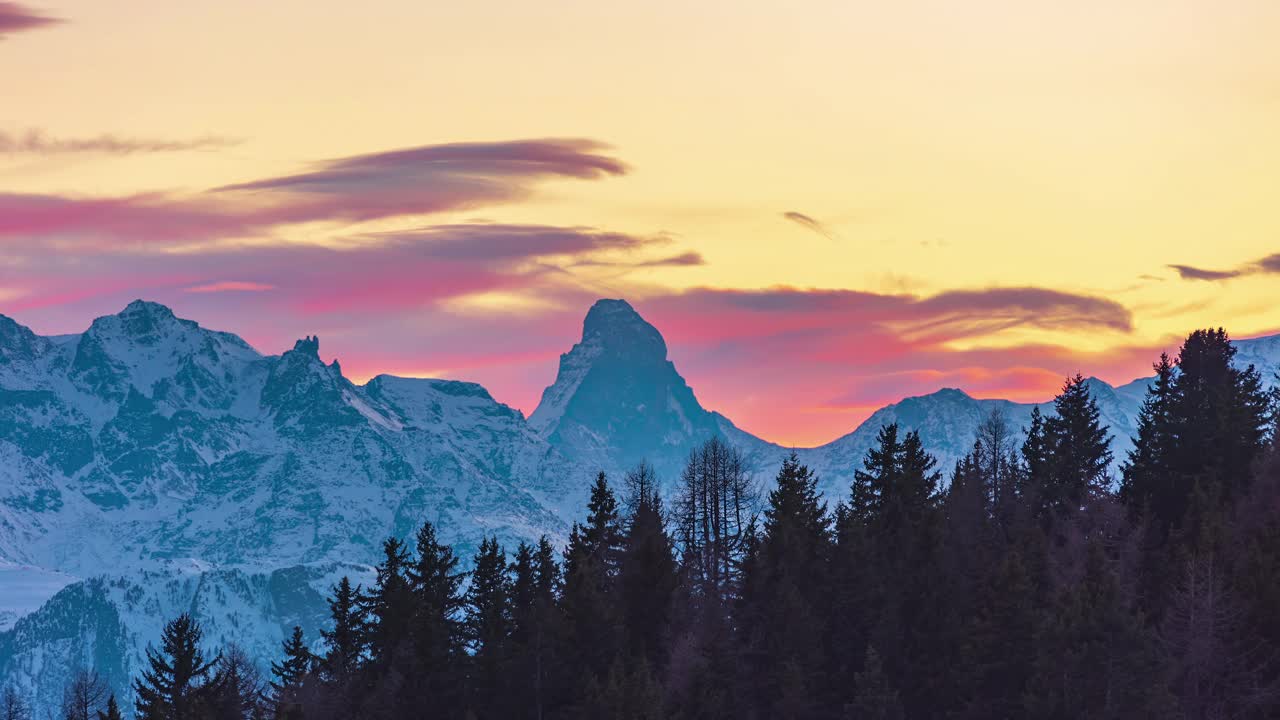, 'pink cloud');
0,2,58,37
184,281,276,294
